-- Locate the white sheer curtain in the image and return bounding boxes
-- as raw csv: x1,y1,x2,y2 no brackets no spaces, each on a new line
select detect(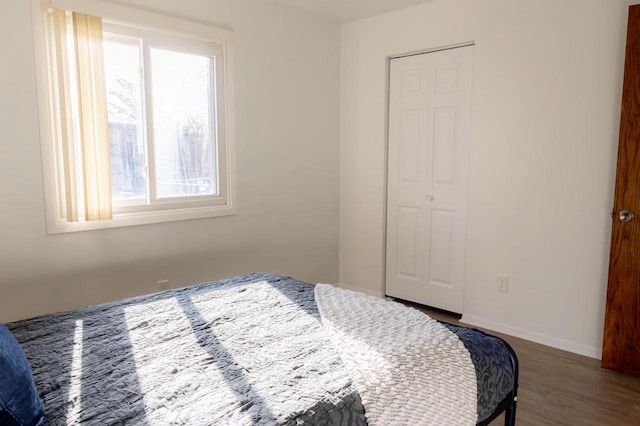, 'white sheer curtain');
48,6,112,221
72,12,112,221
